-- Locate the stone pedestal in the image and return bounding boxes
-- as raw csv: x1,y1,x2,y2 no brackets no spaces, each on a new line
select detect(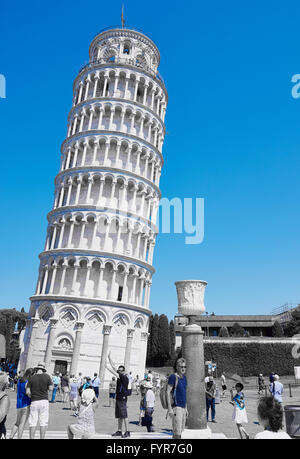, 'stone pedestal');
181,323,212,439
